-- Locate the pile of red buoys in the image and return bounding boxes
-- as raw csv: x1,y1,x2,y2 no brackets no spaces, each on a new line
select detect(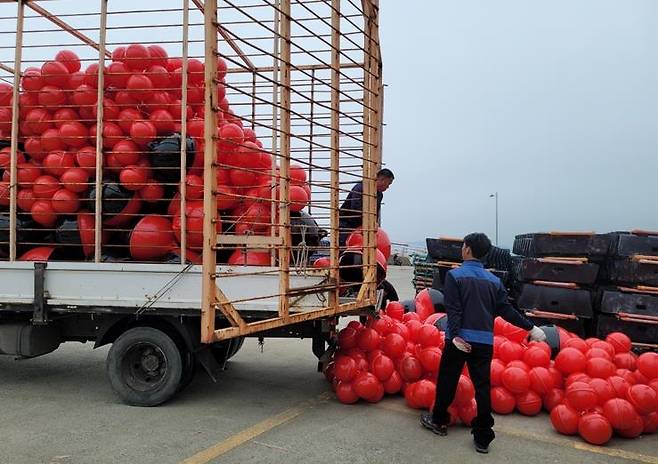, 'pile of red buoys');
324,299,658,446
0,46,314,262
